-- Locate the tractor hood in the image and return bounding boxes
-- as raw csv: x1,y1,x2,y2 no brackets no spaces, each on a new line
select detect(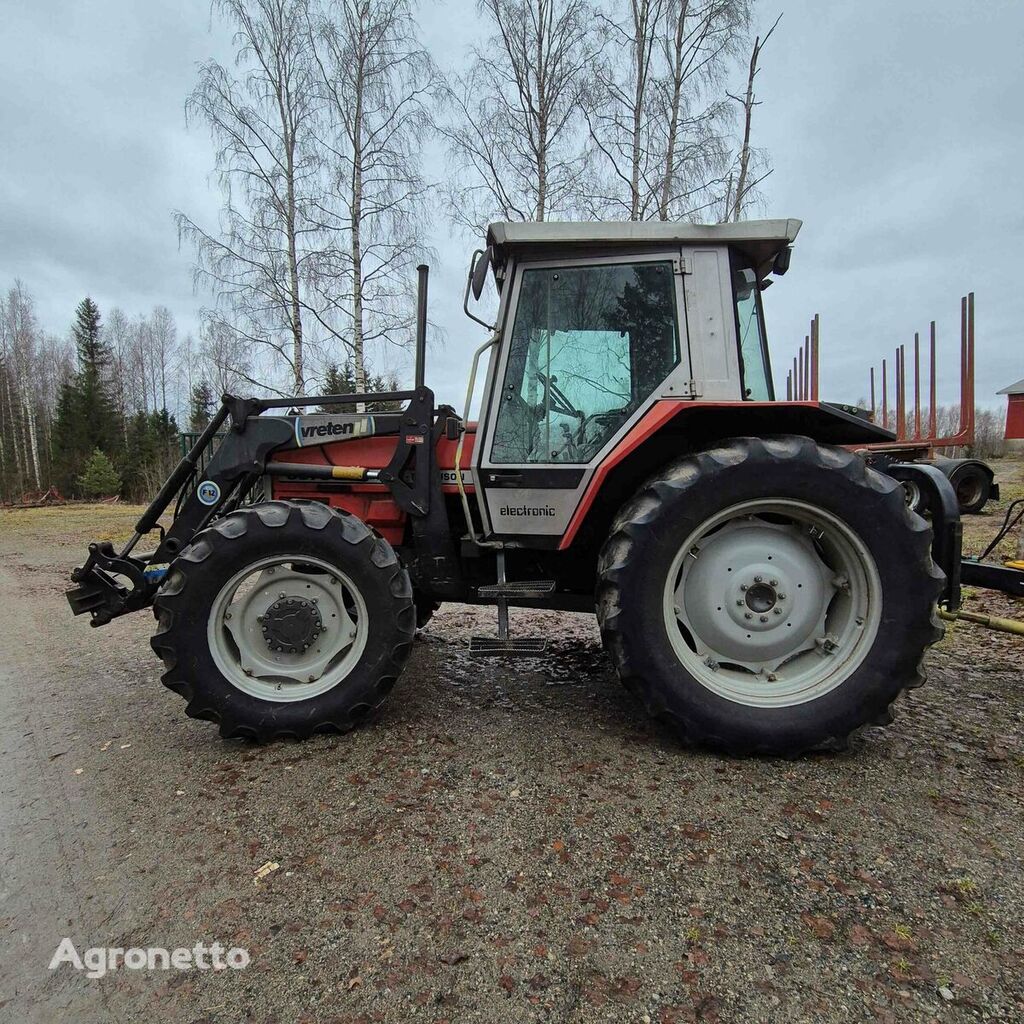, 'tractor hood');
486,218,801,276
